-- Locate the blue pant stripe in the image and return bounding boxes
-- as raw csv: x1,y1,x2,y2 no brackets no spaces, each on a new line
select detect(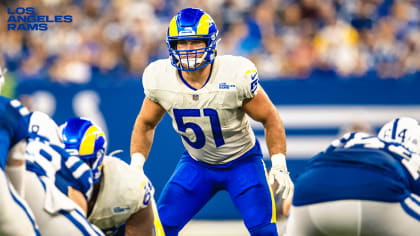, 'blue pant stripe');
8,181,41,236
409,194,420,205
59,209,102,236
401,197,420,221
73,208,104,235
